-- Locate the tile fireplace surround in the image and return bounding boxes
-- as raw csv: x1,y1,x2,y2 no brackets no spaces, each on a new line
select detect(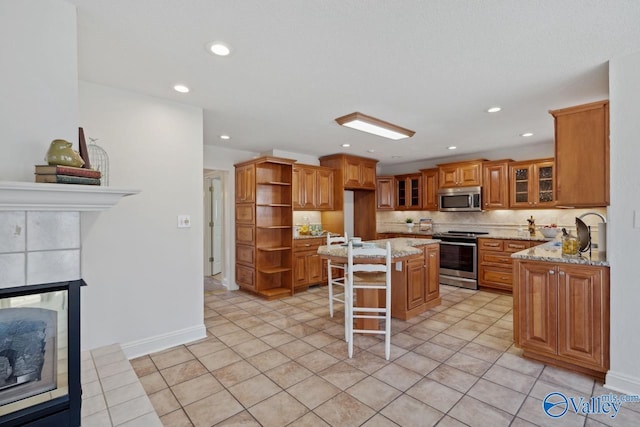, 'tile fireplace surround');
0,181,139,425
